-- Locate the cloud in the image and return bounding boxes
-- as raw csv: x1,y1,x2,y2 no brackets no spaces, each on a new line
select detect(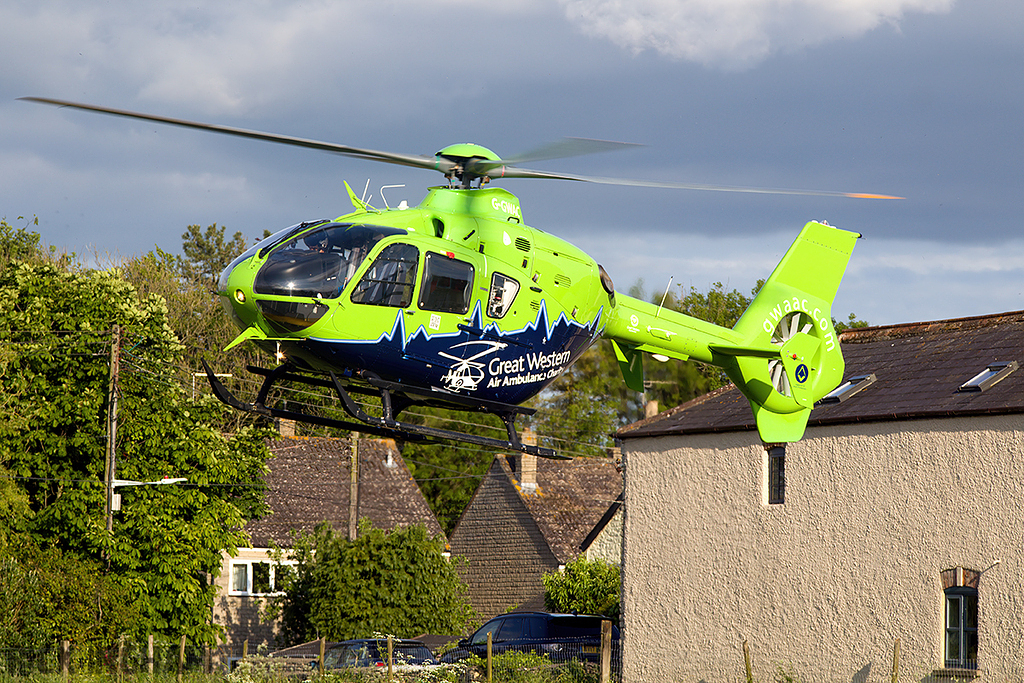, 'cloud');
559,0,954,69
